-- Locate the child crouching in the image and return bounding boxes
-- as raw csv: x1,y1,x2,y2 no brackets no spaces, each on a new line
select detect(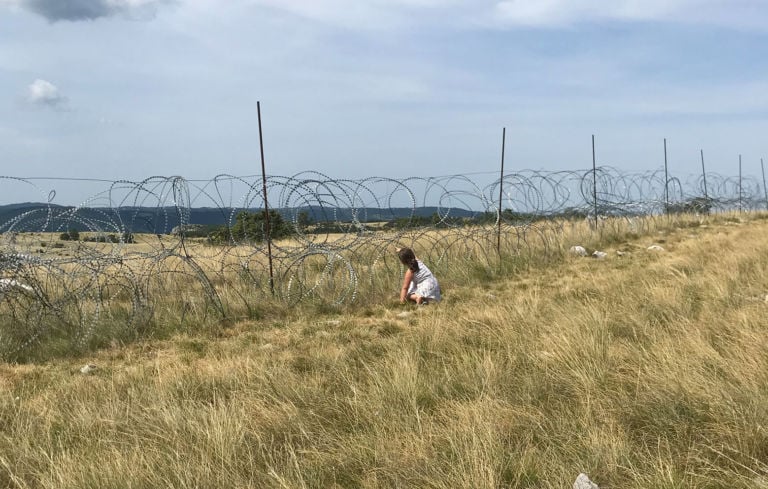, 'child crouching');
397,247,441,305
